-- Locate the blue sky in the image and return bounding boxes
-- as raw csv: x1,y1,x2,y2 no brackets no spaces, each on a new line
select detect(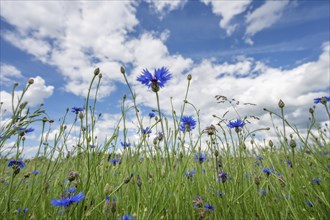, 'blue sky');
0,0,329,157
